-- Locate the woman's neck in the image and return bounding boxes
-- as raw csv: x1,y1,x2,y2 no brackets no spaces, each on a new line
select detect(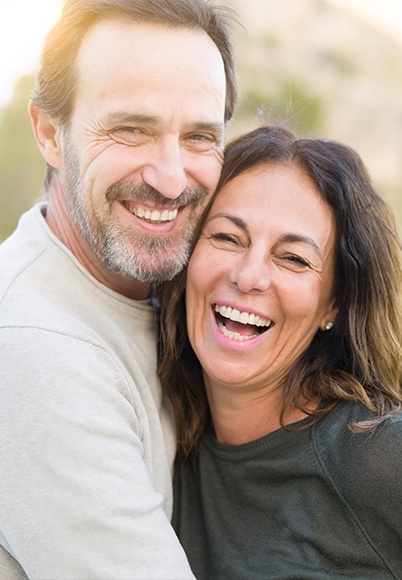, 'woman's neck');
205,379,313,445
